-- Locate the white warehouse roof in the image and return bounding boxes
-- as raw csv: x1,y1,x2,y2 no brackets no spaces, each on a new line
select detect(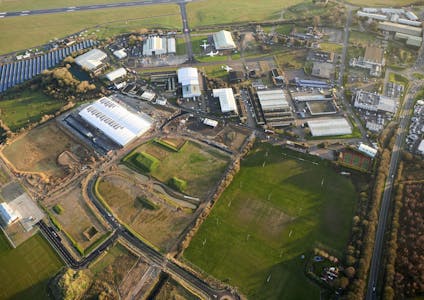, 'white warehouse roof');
358,143,378,158
79,97,152,146
257,89,289,111
113,49,127,59
106,68,127,81
213,30,236,50
213,88,238,114
308,118,352,137
0,202,20,225
178,67,201,98
75,49,107,70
